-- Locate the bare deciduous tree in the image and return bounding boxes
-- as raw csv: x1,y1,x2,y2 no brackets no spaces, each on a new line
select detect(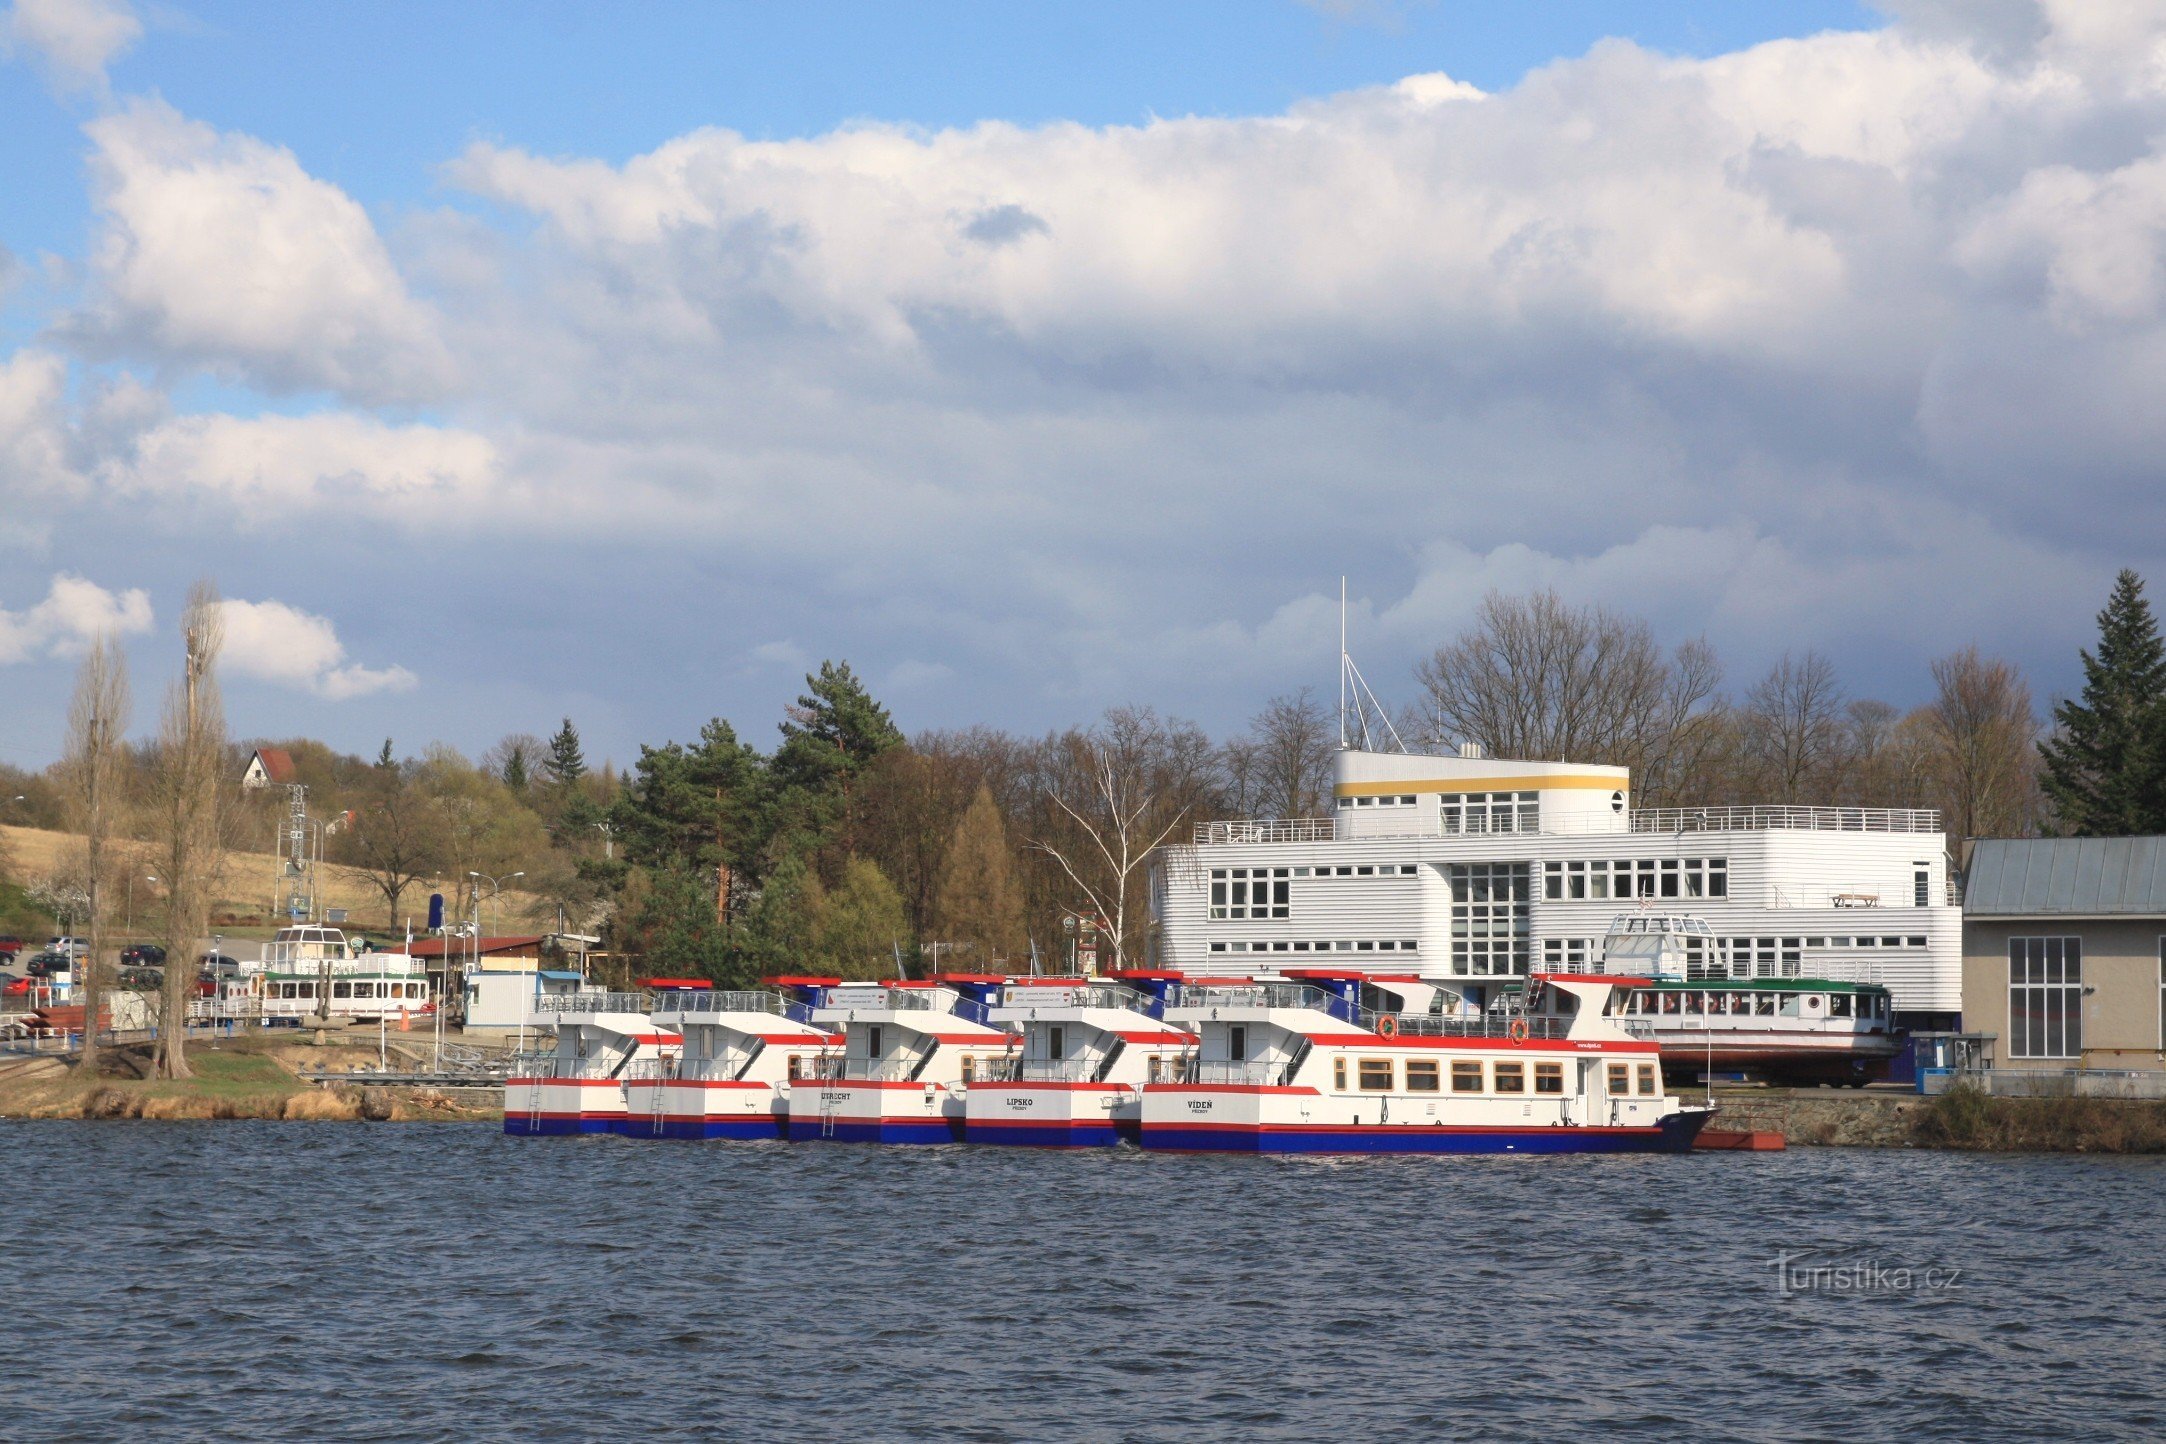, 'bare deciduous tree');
1030,707,1216,969
1924,647,2037,838
342,759,448,927
1413,590,1723,806
63,638,130,1076
1225,688,1336,820
1740,650,1847,803
152,582,227,1081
